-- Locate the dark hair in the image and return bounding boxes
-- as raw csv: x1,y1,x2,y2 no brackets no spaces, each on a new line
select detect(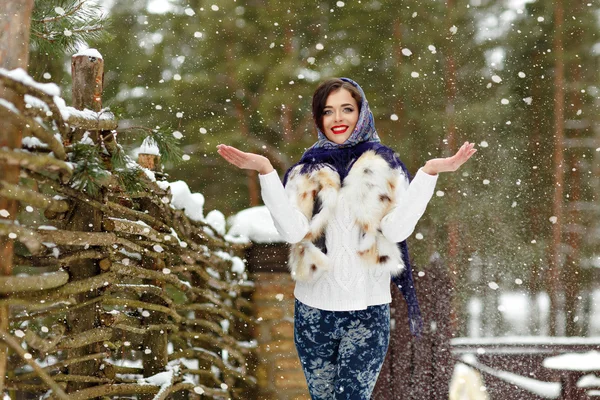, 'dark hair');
312,78,362,133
